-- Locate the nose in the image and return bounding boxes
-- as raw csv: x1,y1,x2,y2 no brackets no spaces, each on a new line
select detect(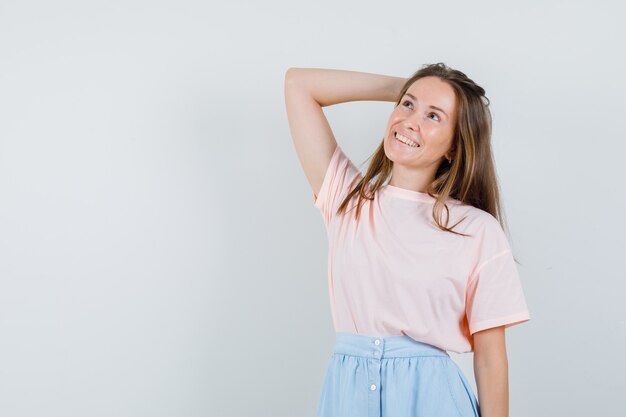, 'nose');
401,110,422,131
403,116,421,133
